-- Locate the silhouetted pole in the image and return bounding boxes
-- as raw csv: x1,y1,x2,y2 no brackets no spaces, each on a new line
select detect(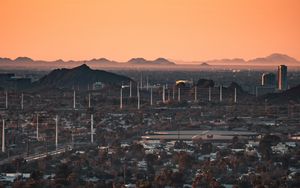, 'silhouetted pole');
91,114,94,143
209,87,212,101
194,86,197,102
150,87,153,106
120,86,123,109
137,83,140,110
219,85,223,102
21,93,24,110
178,87,181,102
146,76,149,91
162,85,166,103
55,115,58,150
2,119,5,153
129,81,132,98
36,114,39,140
172,87,175,100
73,90,76,109
5,91,8,109
234,88,237,103
88,93,91,108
